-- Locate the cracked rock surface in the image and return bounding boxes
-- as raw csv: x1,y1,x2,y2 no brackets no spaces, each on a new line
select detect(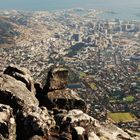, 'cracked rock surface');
0,65,139,140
